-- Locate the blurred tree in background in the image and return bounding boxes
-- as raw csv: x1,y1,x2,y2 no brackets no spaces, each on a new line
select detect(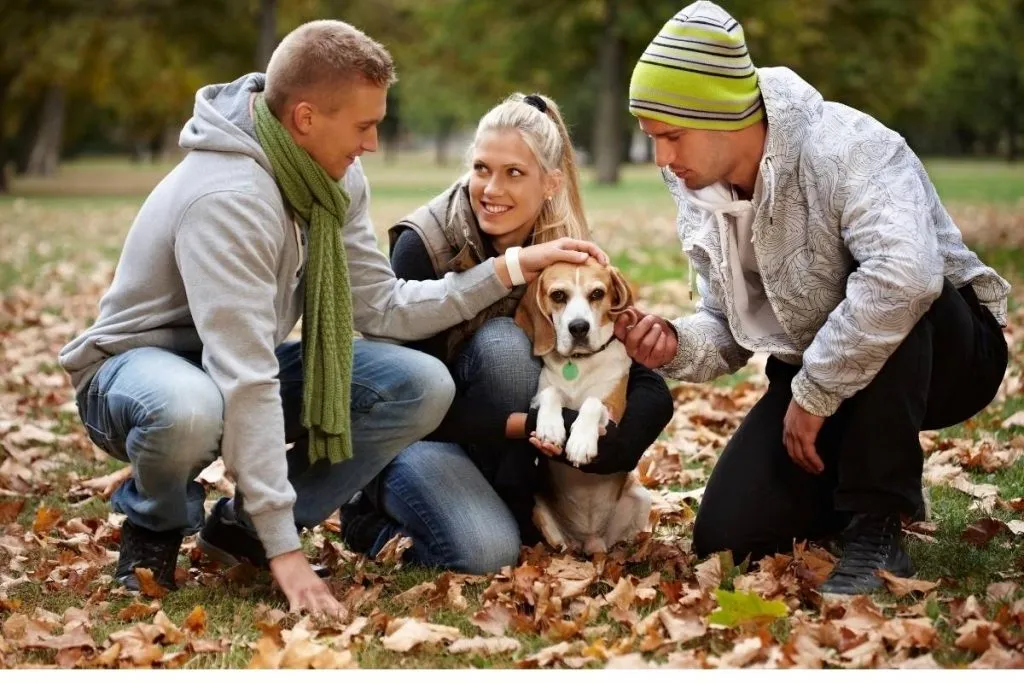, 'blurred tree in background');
1,0,1021,193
